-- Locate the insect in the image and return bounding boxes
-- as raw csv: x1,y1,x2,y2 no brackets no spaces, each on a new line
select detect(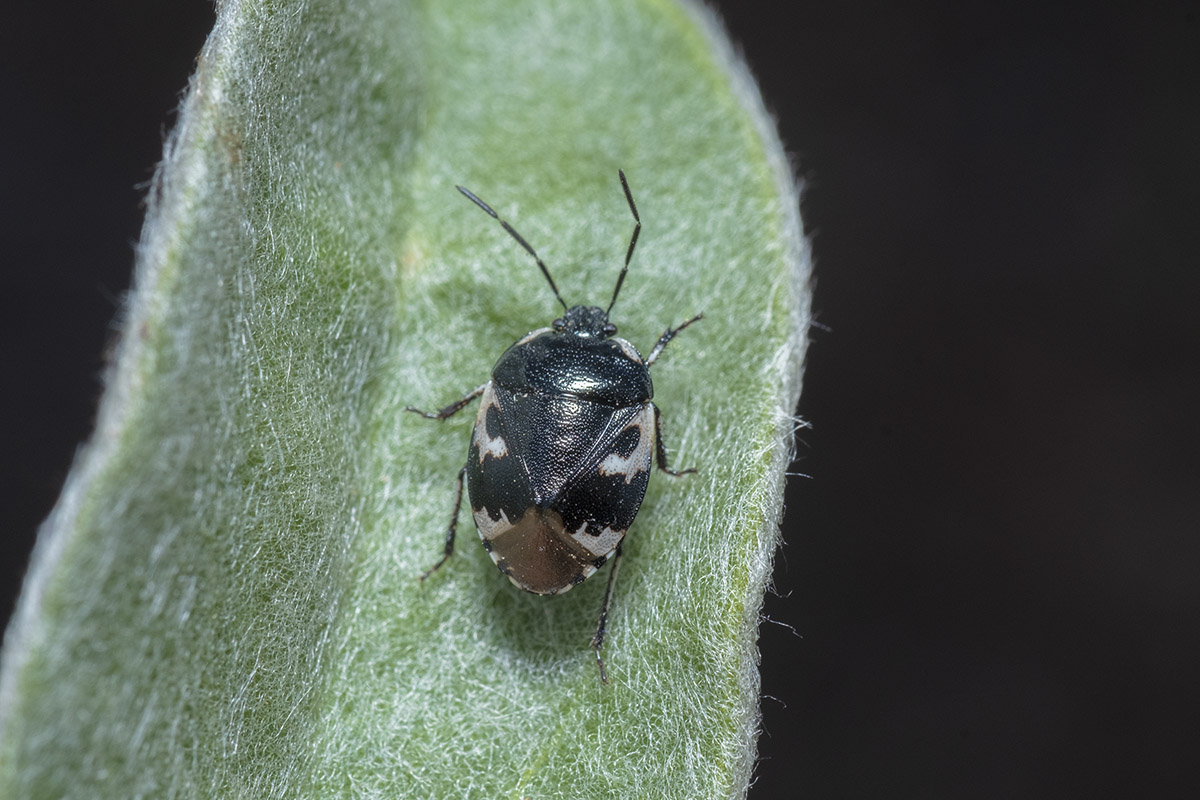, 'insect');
406,170,701,682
